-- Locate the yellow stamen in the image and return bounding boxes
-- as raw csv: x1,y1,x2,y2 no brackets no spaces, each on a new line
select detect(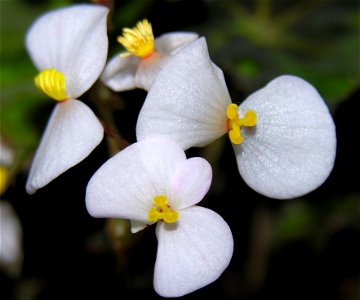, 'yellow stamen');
227,103,257,144
148,195,179,224
34,68,68,101
0,166,8,195
117,19,155,59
